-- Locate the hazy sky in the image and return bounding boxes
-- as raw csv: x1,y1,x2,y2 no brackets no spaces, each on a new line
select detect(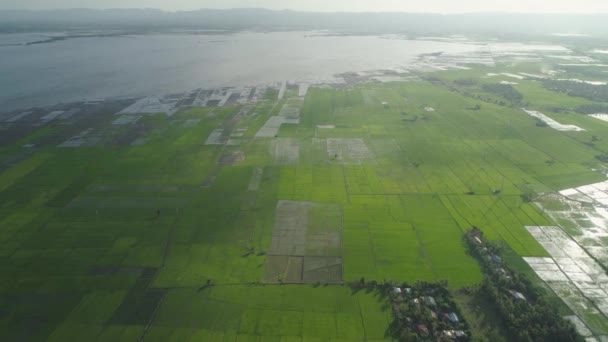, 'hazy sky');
3,0,608,13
